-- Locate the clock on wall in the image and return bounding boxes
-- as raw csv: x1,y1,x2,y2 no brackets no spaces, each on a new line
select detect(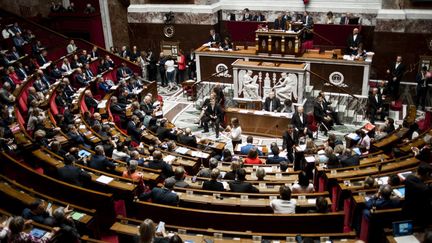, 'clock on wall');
163,25,175,38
